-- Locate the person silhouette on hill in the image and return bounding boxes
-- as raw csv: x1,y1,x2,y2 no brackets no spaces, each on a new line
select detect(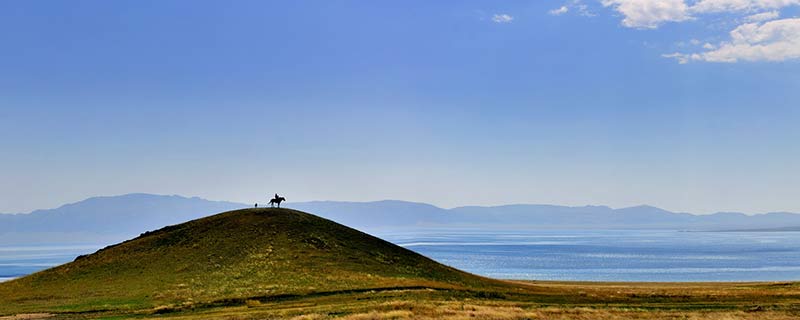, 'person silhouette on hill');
270,193,286,208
